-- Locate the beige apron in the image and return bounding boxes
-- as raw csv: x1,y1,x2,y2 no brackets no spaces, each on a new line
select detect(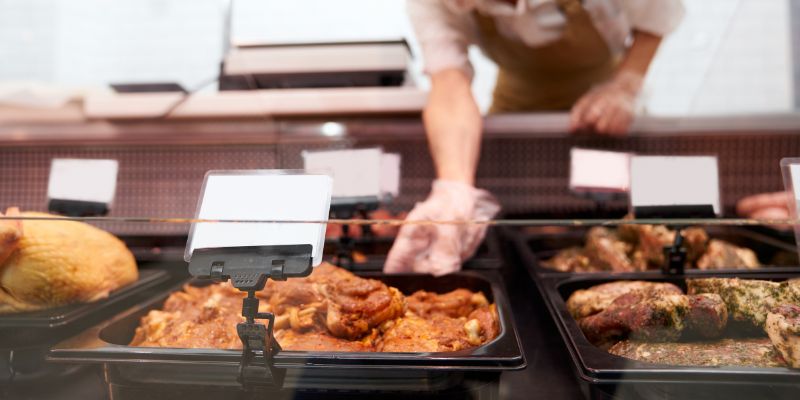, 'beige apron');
475,0,616,113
